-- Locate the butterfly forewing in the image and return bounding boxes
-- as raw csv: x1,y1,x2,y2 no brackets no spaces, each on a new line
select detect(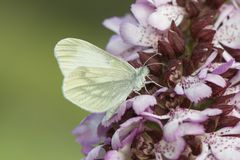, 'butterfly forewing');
54,38,135,77
55,38,138,113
